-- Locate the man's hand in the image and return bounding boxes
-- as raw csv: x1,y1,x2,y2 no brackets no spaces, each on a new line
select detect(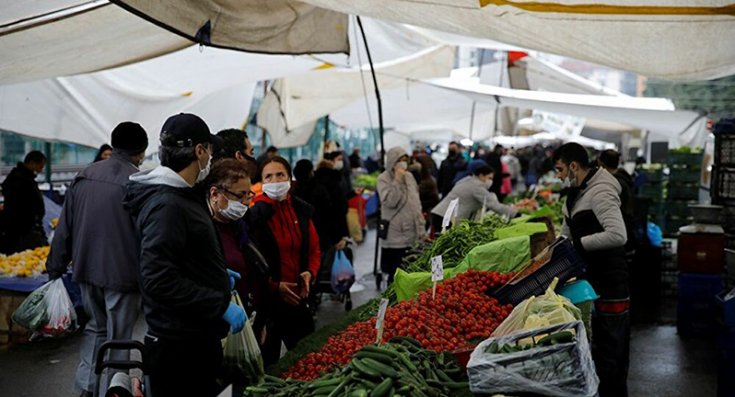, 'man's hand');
227,269,241,291
335,239,347,251
299,271,312,299
278,282,301,306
